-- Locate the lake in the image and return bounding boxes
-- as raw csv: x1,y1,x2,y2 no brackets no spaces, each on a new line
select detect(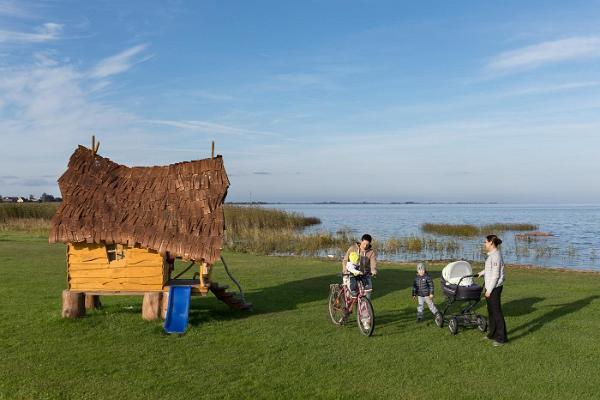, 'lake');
264,203,600,271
